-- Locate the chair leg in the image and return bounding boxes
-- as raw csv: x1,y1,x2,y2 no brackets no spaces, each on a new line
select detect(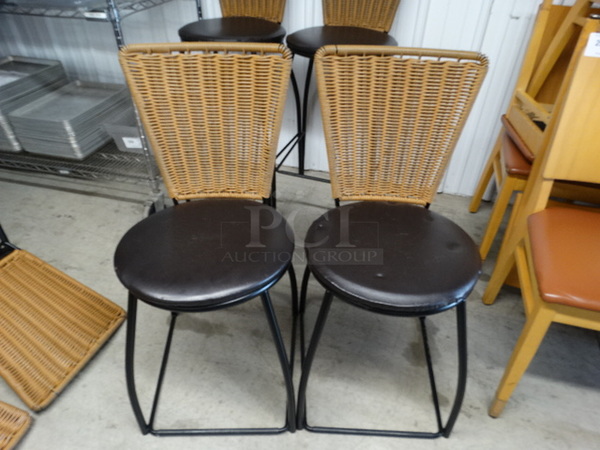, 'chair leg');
287,265,298,375
297,296,467,438
125,293,179,435
125,291,297,435
260,291,297,433
299,265,312,366
296,289,334,431
442,301,468,437
276,69,303,172
299,58,315,176
125,293,150,434
489,304,553,418
469,133,501,213
479,175,522,260
420,316,444,433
